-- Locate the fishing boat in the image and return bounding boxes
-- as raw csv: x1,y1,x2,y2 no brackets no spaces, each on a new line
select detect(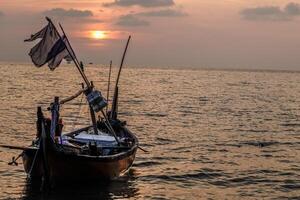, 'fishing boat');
22,98,138,181
1,17,140,184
